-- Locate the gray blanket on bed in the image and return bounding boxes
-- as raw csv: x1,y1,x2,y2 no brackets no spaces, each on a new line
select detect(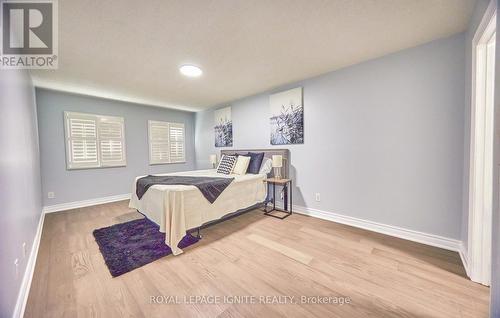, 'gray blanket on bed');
136,175,234,203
